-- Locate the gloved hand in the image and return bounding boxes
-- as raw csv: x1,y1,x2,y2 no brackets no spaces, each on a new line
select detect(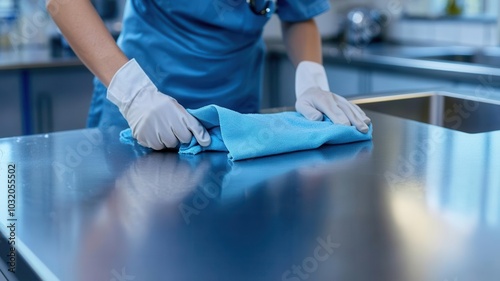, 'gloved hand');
107,59,211,150
295,61,371,133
